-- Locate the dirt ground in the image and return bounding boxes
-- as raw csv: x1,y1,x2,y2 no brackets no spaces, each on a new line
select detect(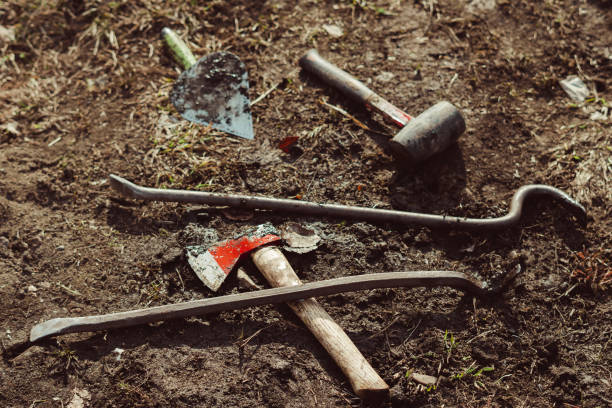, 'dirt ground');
1,0,611,407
